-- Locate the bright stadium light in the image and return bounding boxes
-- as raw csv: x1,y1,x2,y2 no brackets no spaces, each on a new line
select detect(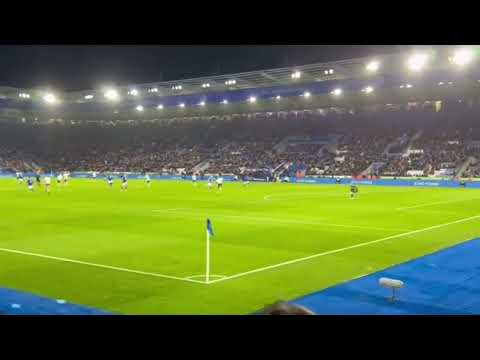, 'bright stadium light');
84,94,94,100
128,89,139,96
225,79,236,86
331,88,342,96
104,89,119,101
148,87,158,93
19,92,30,99
157,104,164,110
303,91,311,98
362,86,374,94
324,69,334,75
248,96,257,104
43,93,58,104
275,95,281,101
179,102,186,108
135,105,144,112
202,83,211,88
291,71,301,79
451,47,475,67
199,101,206,107
407,53,429,72
172,85,183,91
221,99,229,105
366,60,380,73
